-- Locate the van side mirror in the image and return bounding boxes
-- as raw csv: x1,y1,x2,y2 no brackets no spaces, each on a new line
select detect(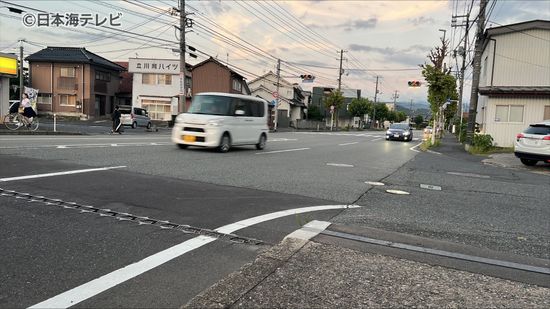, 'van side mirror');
235,110,245,116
